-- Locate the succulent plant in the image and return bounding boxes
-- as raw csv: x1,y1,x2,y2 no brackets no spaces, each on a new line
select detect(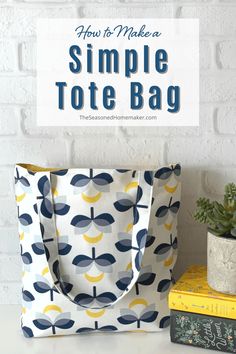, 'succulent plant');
194,183,236,238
